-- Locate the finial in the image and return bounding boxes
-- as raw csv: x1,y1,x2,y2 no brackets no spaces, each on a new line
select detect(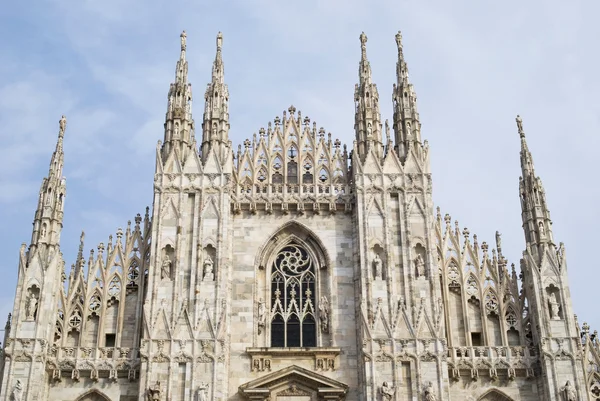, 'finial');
516,115,525,138
59,115,67,138
180,30,187,51
395,31,403,52
216,32,223,51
